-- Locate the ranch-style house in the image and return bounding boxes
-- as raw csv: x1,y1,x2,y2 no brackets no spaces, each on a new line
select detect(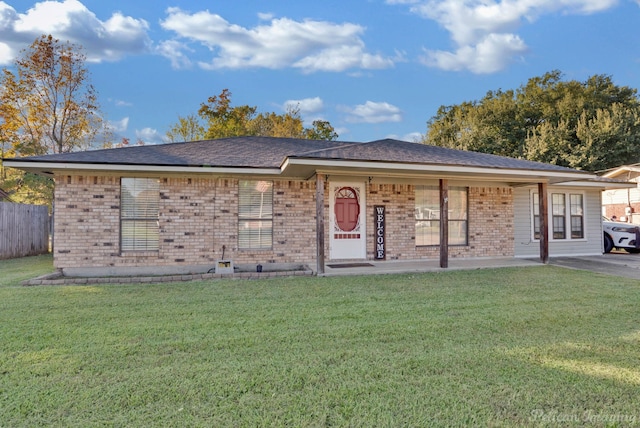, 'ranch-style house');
3,136,616,276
